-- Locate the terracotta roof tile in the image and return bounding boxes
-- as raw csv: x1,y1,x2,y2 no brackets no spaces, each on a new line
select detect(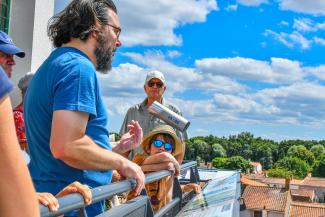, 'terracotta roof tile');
241,177,267,187
250,162,261,166
242,186,288,212
300,177,325,188
289,202,325,217
290,189,314,199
